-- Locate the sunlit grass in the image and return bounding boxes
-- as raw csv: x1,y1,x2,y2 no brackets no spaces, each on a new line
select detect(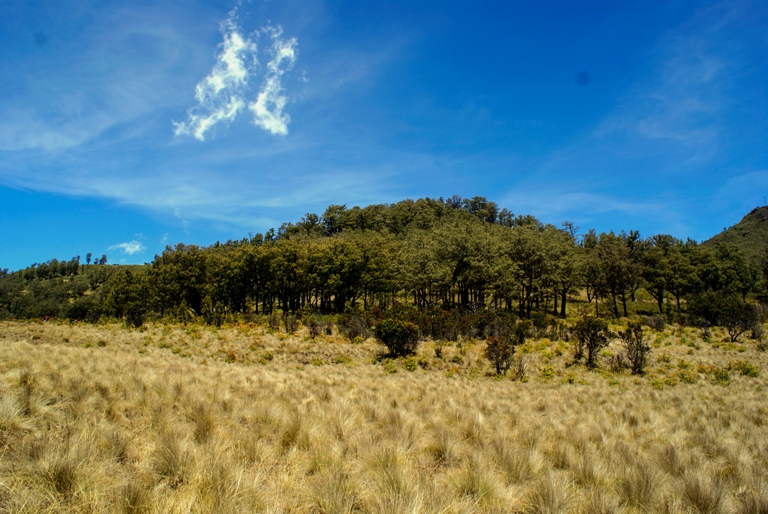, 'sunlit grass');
0,319,766,512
